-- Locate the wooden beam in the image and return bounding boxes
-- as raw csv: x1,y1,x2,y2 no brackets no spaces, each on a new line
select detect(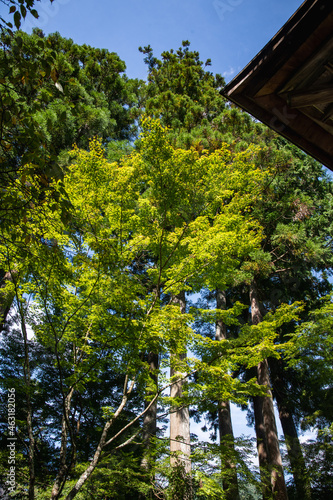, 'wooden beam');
286,85,333,108
279,36,333,93
322,102,333,123
223,1,333,99
224,90,333,170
